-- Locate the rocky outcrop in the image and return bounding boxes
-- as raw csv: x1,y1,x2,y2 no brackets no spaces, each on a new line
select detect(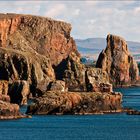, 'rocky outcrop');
0,13,80,95
0,47,55,95
0,14,124,117
26,91,122,115
0,13,79,66
54,52,86,91
0,100,25,119
86,68,112,92
126,109,140,115
0,13,111,93
54,52,110,92
0,80,27,119
96,34,139,87
48,80,68,92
